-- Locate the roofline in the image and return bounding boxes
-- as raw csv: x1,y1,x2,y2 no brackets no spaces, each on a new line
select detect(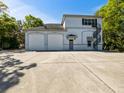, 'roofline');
45,23,61,25
63,14,102,18
26,28,66,31
61,14,102,24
